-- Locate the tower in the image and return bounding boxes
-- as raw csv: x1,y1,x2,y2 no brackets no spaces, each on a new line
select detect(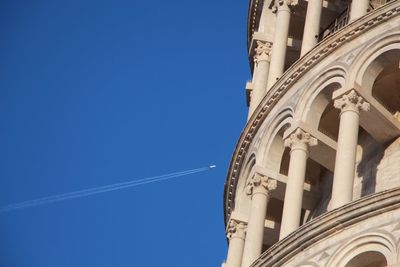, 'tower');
223,0,400,266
